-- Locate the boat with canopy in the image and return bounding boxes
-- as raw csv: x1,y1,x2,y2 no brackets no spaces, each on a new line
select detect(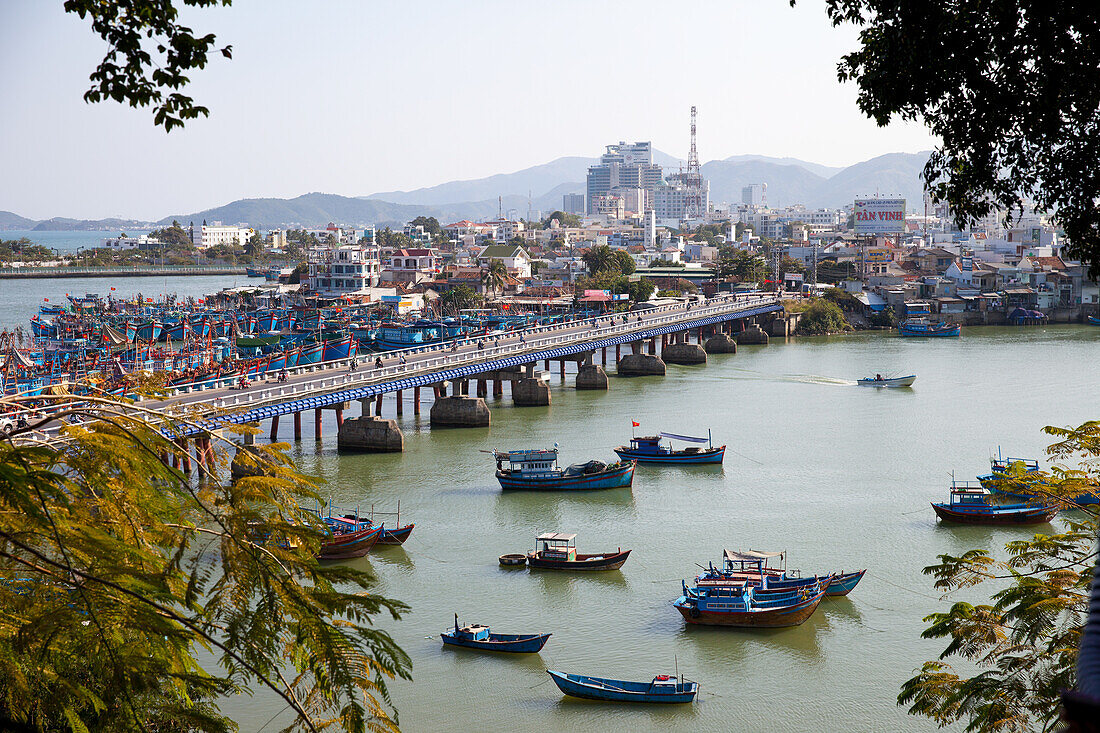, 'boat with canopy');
614,430,725,465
